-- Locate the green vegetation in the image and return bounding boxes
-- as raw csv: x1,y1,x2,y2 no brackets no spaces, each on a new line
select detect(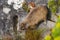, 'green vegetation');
44,16,60,40
22,2,30,13
58,0,60,6
48,0,60,13
25,28,45,40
